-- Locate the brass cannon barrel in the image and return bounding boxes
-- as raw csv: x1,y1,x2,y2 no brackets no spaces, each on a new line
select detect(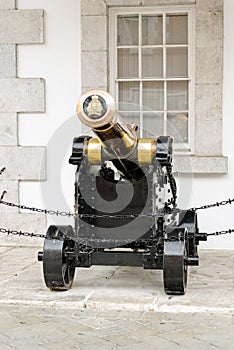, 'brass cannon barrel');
75,90,160,179
77,90,138,160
